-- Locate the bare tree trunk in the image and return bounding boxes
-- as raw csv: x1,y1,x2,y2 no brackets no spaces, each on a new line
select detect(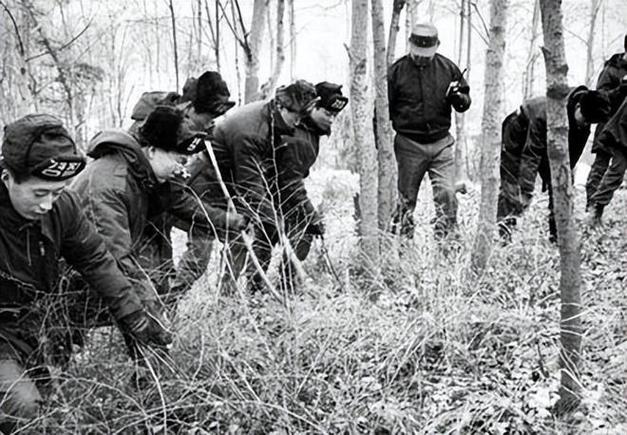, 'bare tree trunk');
260,0,285,99
454,0,467,181
585,0,602,87
405,0,419,52
386,0,406,67
288,0,295,80
245,0,267,102
371,0,396,231
523,0,540,99
350,0,379,263
471,0,509,274
168,0,180,90
539,0,584,415
197,0,202,61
